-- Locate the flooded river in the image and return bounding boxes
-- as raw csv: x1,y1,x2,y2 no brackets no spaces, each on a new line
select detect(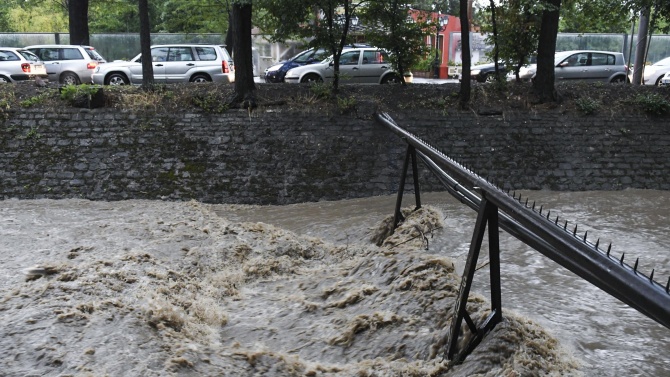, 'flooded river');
221,189,670,377
0,189,668,376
